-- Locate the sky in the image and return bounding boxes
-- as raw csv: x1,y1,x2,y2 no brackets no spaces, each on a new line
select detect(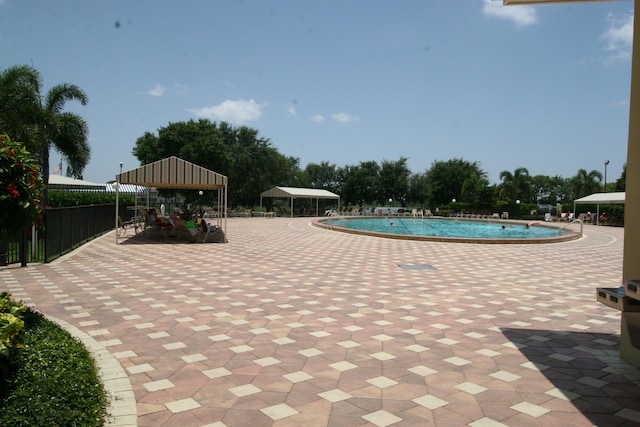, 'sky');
0,0,635,186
